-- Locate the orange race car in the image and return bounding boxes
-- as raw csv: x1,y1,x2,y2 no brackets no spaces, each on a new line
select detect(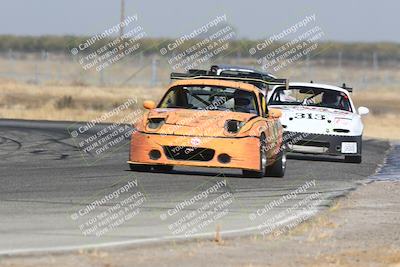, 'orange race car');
128,65,288,178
